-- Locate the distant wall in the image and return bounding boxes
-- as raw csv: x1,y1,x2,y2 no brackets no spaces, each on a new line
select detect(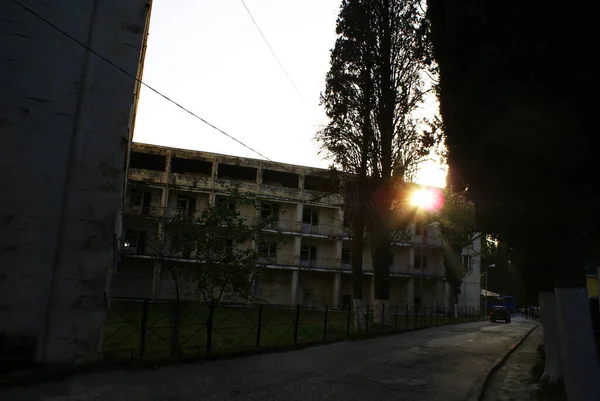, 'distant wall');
0,0,152,364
